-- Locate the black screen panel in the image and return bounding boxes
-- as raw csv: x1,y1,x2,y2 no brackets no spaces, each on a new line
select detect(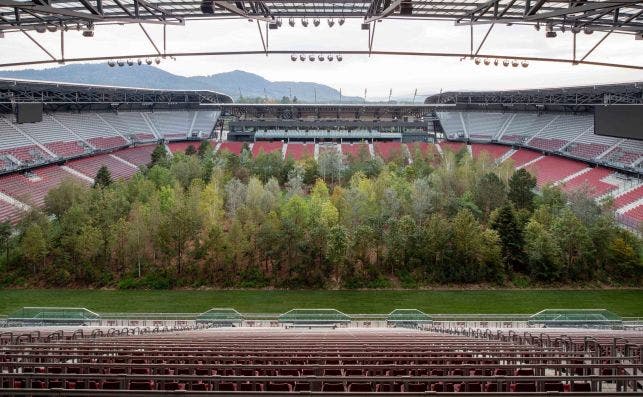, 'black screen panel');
594,105,643,141
16,103,43,124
